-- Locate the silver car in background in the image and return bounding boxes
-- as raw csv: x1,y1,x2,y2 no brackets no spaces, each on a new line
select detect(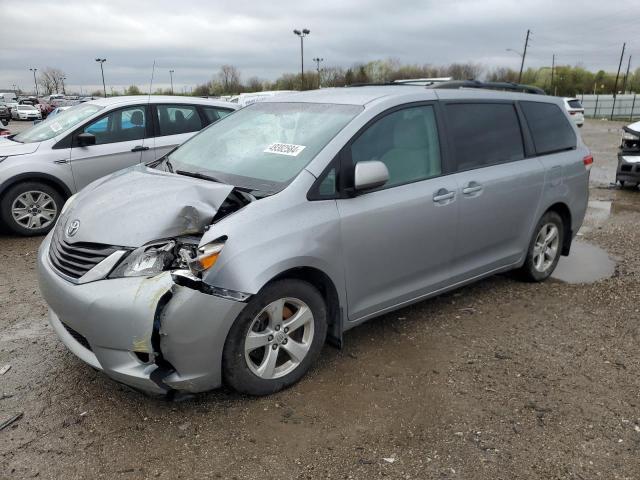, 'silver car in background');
0,96,237,235
37,86,592,396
